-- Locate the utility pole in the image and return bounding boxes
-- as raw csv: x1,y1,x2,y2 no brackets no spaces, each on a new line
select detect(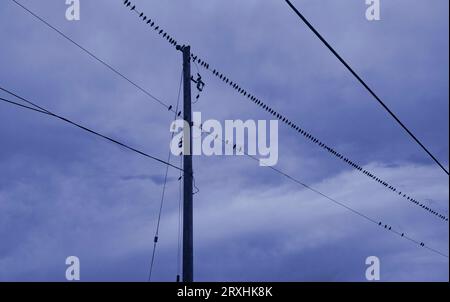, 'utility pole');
181,45,193,282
